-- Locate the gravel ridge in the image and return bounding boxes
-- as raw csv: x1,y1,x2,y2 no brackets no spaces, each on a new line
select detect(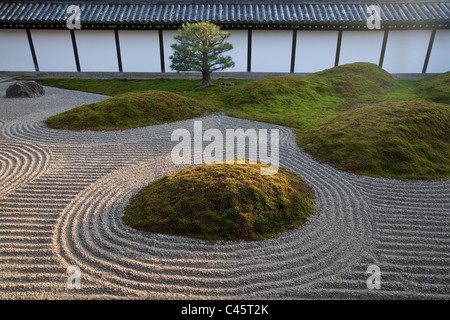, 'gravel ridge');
0,82,448,299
